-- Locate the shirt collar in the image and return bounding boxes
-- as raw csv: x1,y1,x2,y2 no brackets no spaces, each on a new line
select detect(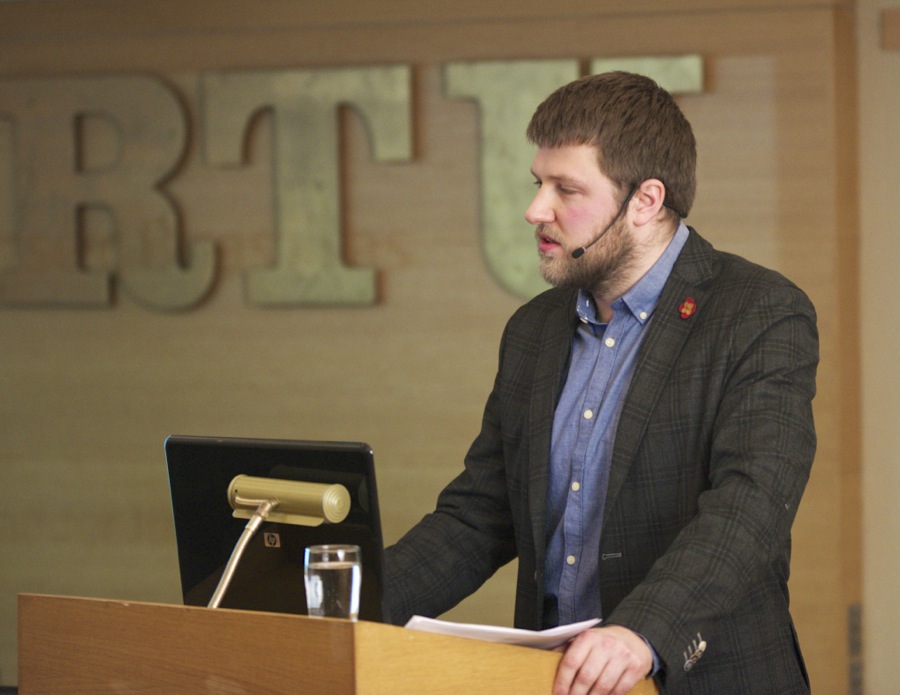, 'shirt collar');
576,222,690,328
